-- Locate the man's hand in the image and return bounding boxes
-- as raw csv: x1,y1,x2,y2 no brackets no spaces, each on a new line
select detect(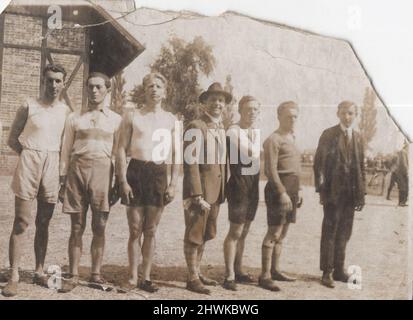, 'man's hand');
109,177,120,207
355,204,364,212
279,192,292,212
164,185,176,205
58,175,66,203
297,190,303,208
193,195,211,211
120,181,134,205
